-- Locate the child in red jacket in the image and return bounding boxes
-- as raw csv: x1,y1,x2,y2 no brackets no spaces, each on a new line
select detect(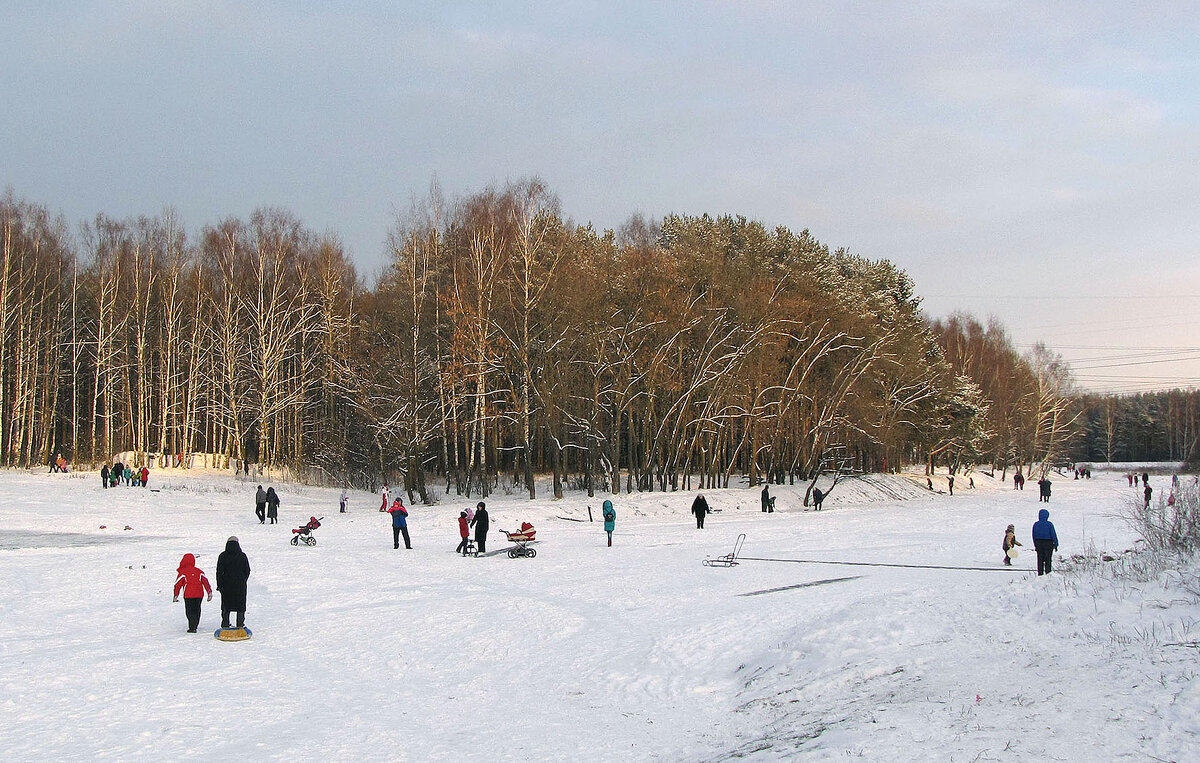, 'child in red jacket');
173,553,213,633
456,510,471,555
